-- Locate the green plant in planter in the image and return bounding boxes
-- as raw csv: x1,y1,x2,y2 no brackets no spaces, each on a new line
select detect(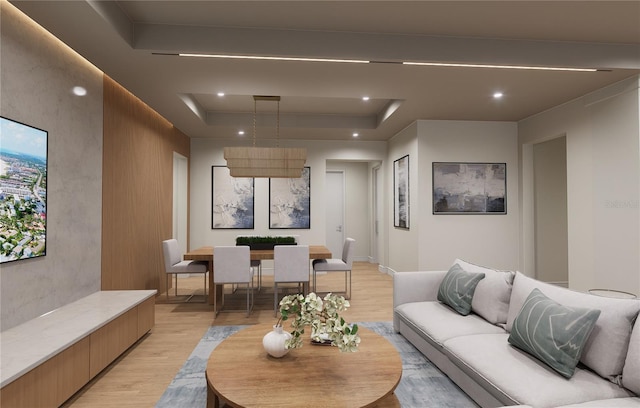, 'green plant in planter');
277,292,360,353
235,236,296,245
